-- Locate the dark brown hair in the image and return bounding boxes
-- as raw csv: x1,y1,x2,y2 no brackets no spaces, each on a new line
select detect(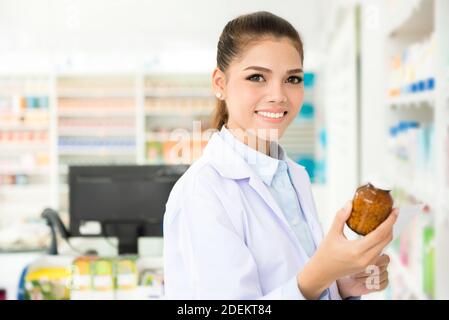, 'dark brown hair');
212,11,304,129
